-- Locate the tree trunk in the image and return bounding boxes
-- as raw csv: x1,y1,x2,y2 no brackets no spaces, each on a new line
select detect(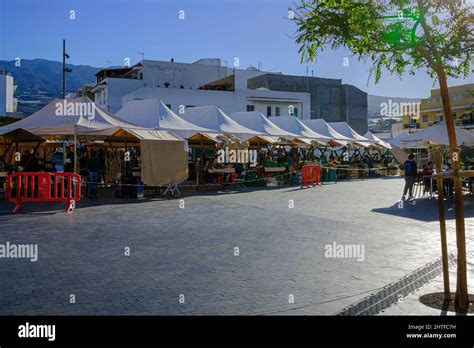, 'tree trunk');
436,66,468,313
